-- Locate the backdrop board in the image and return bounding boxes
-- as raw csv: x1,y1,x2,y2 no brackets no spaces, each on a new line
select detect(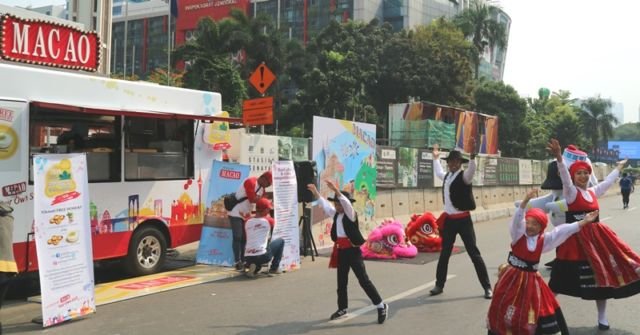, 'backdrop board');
417,149,434,188
397,147,419,188
498,157,520,185
376,146,398,189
